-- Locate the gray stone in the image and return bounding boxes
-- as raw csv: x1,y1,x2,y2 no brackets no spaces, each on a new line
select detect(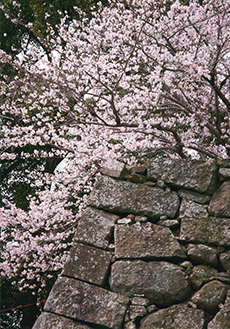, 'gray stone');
44,276,129,329
129,305,147,320
62,242,111,286
180,217,230,246
115,222,185,260
187,244,218,267
88,176,180,219
75,207,117,249
140,304,204,329
178,189,211,204
100,159,126,178
208,302,230,329
219,168,230,180
147,159,217,194
209,181,230,217
135,216,148,223
32,312,92,329
146,304,158,313
179,199,208,218
157,219,179,229
191,281,228,313
215,272,230,284
189,265,218,290
124,321,136,329
110,260,191,306
117,217,133,225
131,296,151,306
220,250,230,271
